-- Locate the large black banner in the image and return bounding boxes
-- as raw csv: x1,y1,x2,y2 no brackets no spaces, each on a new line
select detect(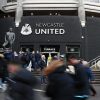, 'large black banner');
17,16,81,43
0,16,82,44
